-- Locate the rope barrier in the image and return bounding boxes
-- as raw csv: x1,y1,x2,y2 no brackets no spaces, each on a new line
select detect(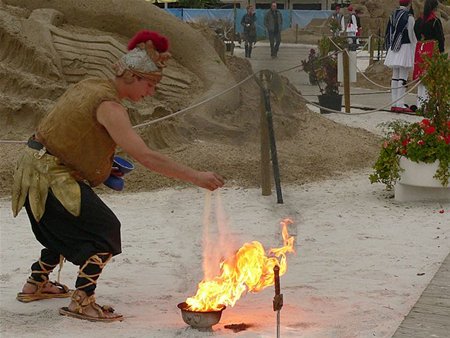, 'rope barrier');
132,72,257,129
286,76,421,115
0,71,259,144
0,140,27,144
327,37,420,90
0,43,422,144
